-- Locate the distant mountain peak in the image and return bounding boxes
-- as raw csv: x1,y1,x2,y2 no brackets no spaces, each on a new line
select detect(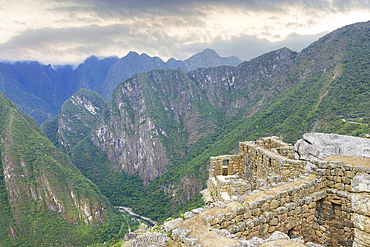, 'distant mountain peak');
201,48,218,54
126,51,140,57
